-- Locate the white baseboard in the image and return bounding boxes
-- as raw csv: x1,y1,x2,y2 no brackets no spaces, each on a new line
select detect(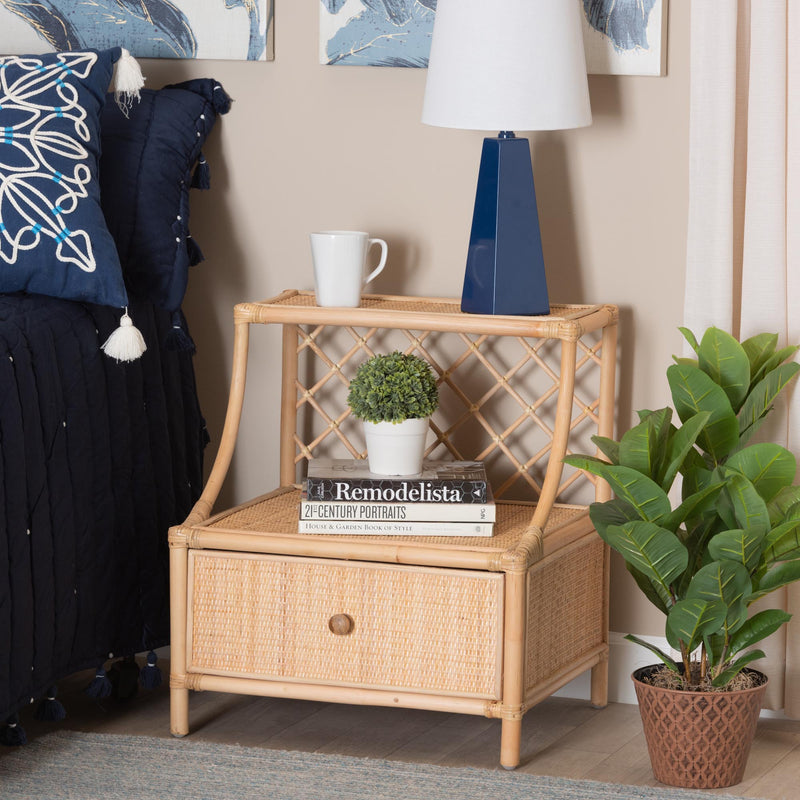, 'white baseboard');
553,632,789,719
554,631,666,705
